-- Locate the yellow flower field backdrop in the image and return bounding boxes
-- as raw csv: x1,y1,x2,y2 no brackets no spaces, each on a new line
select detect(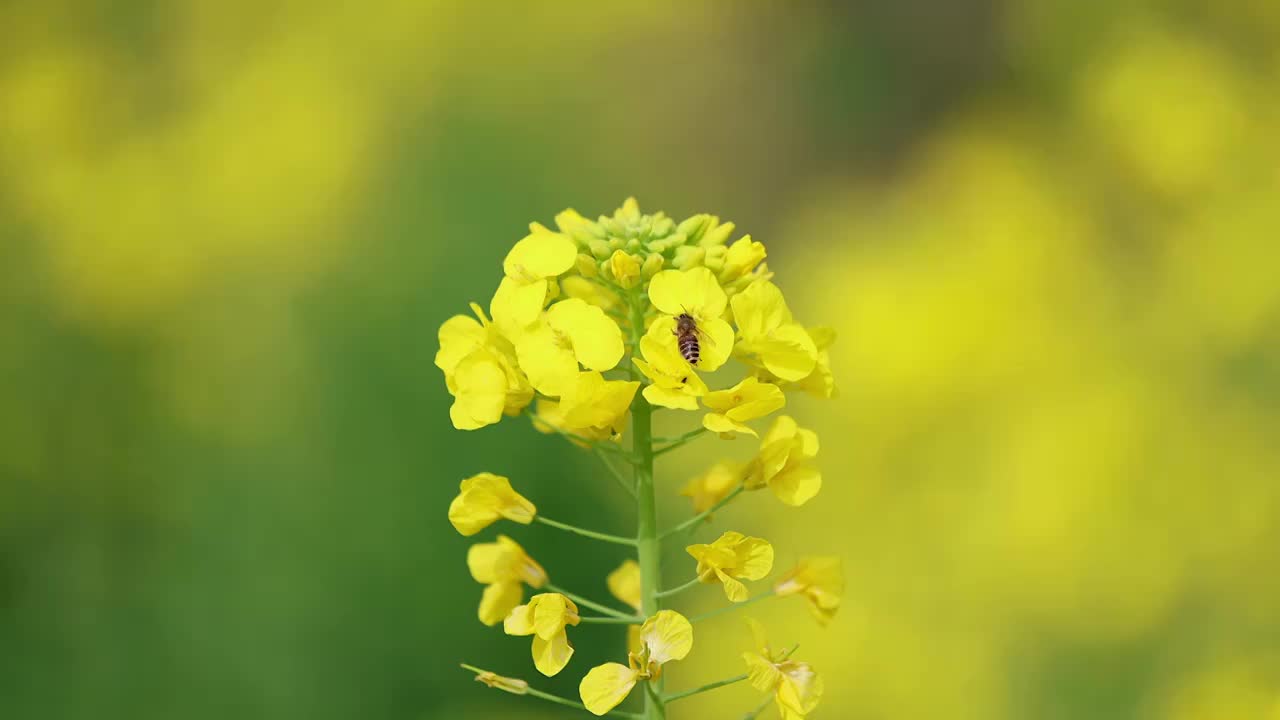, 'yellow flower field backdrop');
2,1,1278,719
